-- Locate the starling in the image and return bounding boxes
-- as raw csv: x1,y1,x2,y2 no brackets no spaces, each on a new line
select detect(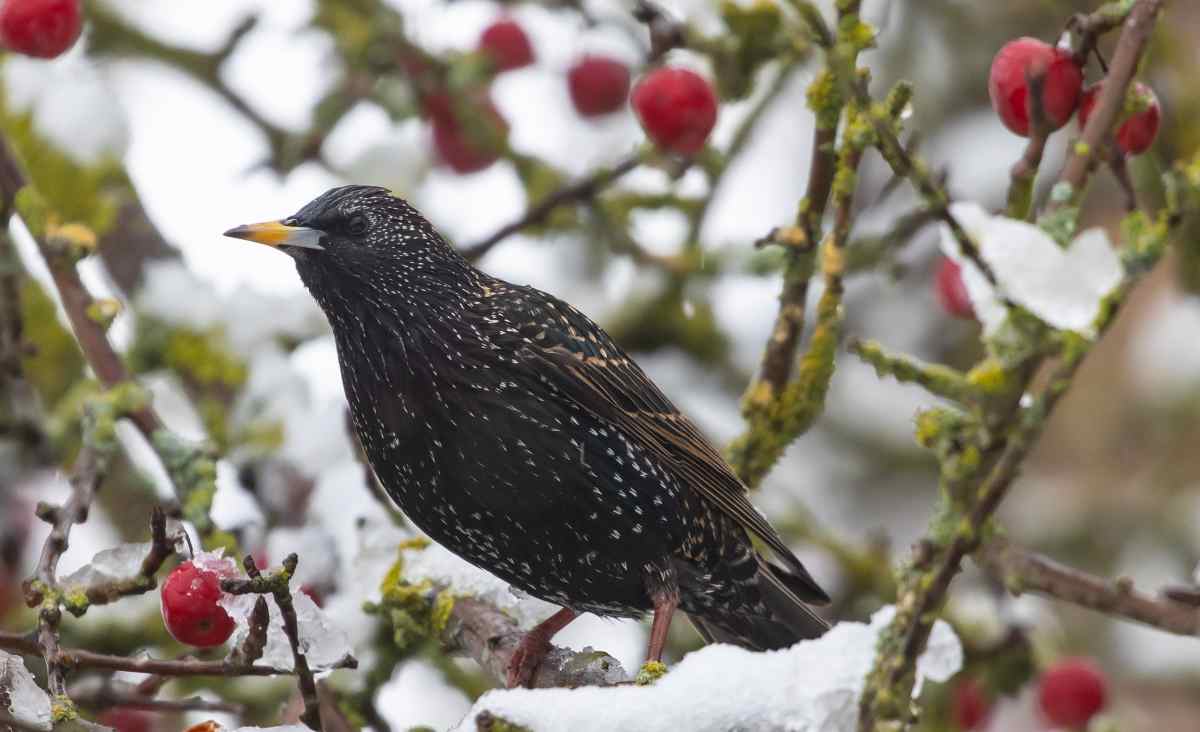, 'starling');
225,185,830,686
